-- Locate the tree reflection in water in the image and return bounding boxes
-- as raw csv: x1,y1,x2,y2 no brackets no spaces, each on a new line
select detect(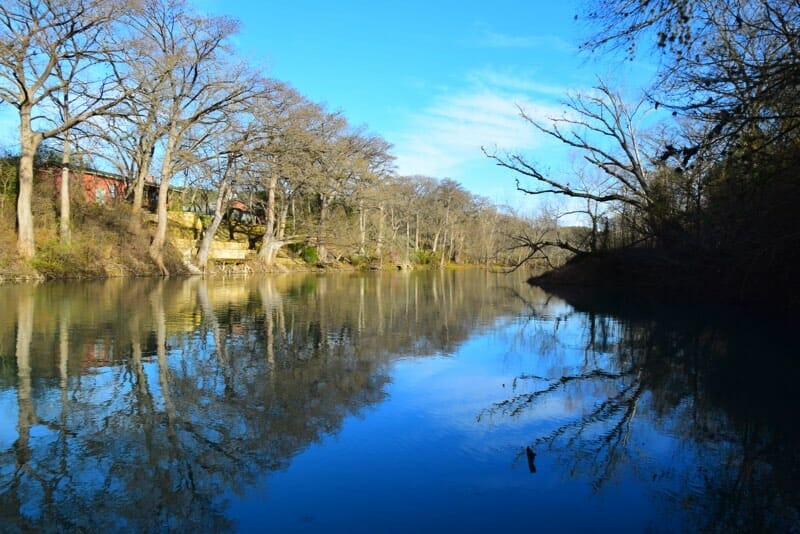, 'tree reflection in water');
0,270,522,531
0,276,378,531
483,287,800,532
